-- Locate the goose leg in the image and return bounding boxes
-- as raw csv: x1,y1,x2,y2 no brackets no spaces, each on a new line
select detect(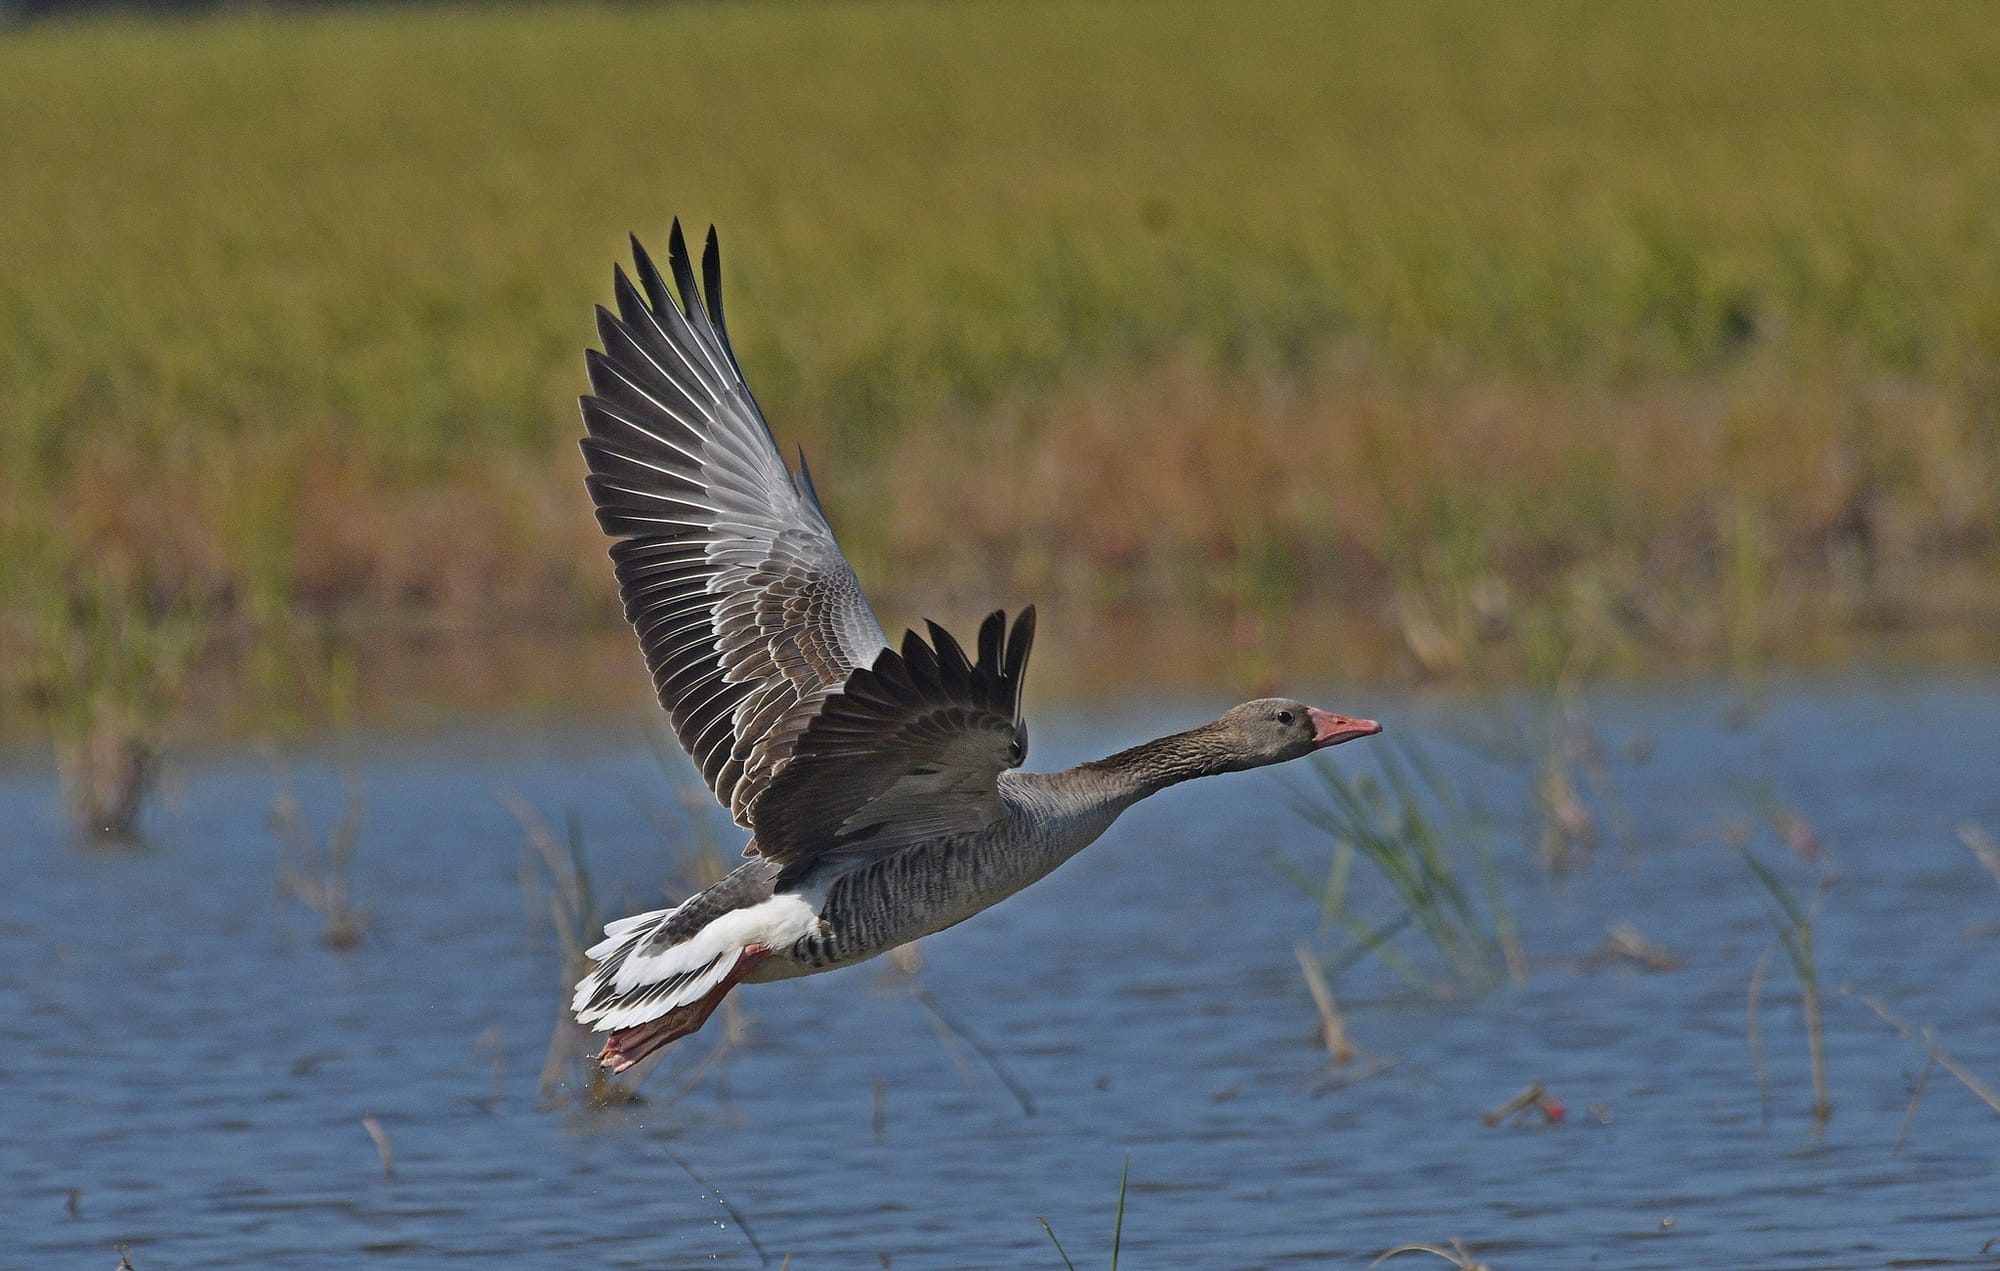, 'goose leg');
596,944,771,1073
